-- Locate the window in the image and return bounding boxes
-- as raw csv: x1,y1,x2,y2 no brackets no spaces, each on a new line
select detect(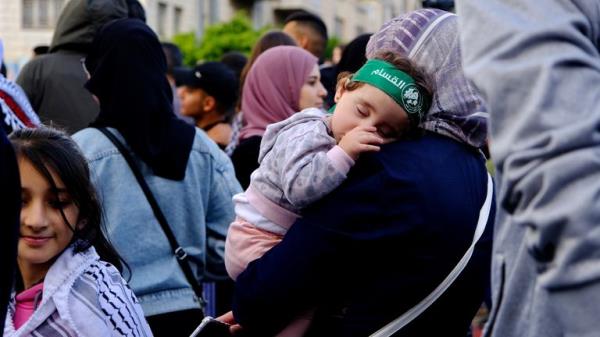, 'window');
53,0,64,21
334,16,344,39
209,0,219,25
22,0,34,28
38,0,49,27
157,2,167,37
174,6,182,34
22,0,64,29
